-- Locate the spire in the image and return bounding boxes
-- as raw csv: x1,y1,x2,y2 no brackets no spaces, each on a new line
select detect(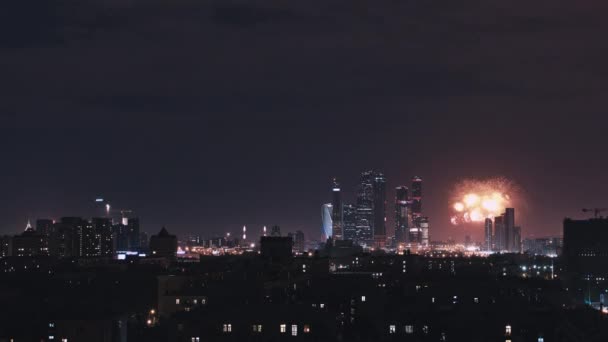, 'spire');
25,219,33,231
